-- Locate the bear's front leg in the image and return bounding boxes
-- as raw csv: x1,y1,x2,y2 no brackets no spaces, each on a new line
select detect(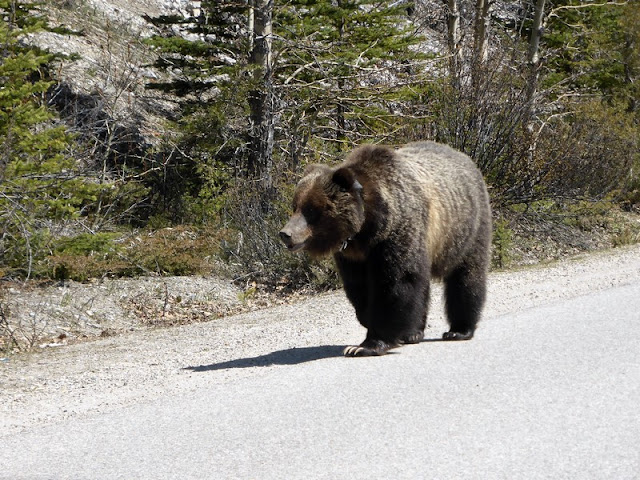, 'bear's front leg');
347,268,429,356
336,256,393,356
